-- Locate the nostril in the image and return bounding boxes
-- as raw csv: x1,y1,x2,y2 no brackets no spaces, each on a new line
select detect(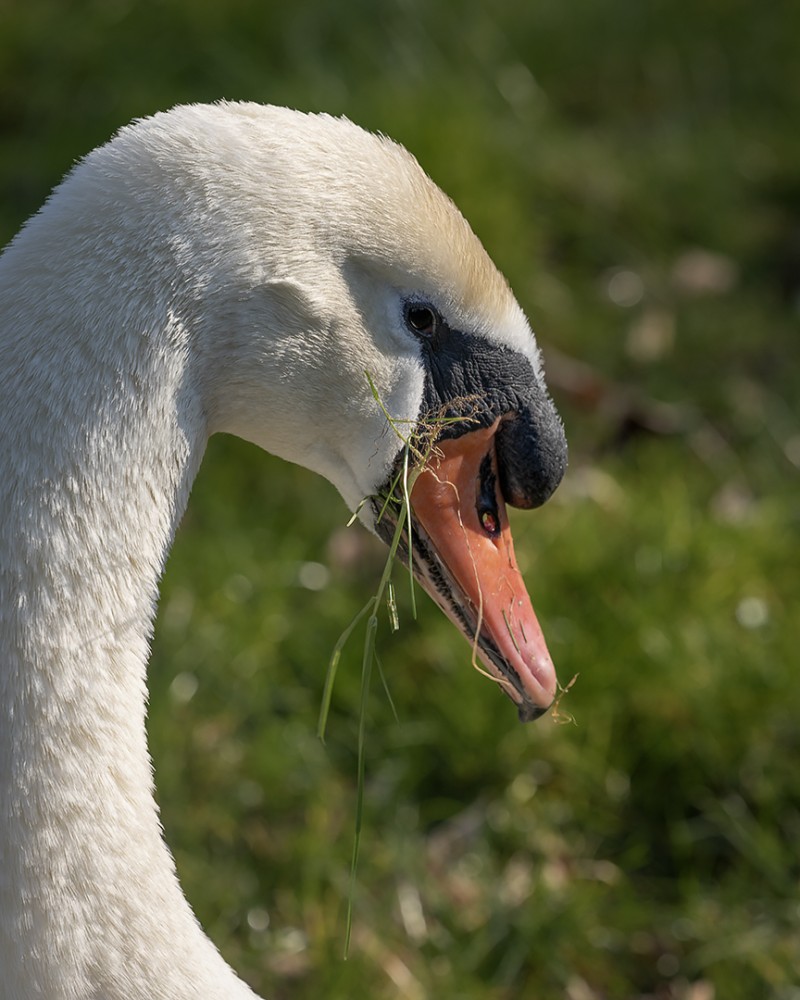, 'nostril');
480,509,499,535
476,452,501,538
